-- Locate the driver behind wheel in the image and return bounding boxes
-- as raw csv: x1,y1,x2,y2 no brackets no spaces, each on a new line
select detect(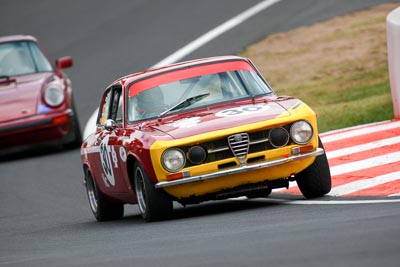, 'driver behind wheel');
135,86,165,119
